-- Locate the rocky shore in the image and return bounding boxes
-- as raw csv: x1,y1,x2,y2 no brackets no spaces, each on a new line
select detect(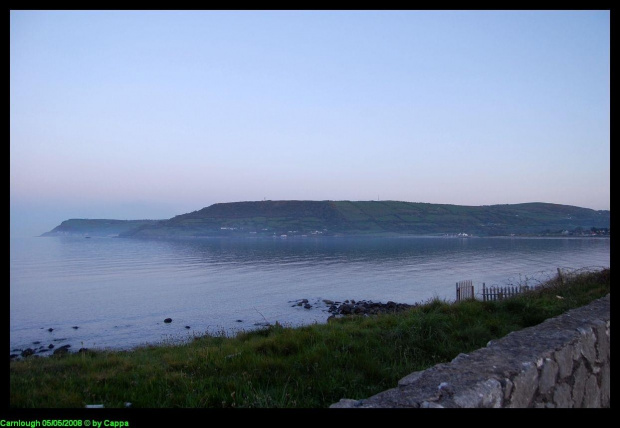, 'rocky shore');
291,298,417,321
11,299,418,361
10,342,86,360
